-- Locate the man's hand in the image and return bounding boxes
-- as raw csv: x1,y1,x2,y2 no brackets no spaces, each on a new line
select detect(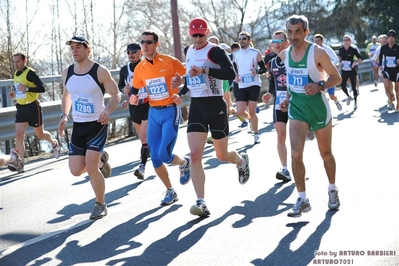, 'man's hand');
304,83,321,95
129,94,139,105
262,92,272,103
58,117,68,137
280,99,289,112
8,91,16,99
123,85,130,95
171,74,182,88
98,109,110,125
122,99,129,108
189,66,202,77
172,94,182,105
